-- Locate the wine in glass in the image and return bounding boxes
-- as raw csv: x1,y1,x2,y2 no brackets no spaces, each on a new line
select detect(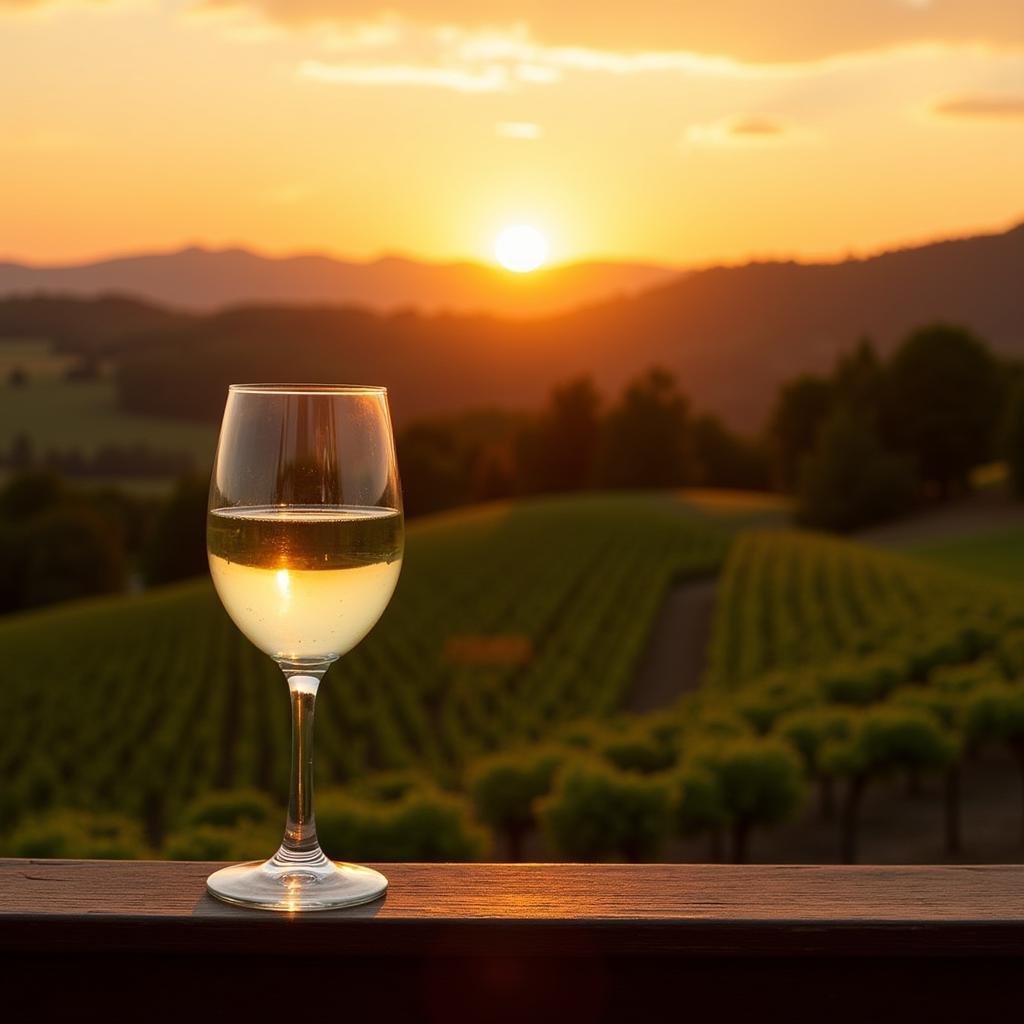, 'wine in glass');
205,384,403,911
